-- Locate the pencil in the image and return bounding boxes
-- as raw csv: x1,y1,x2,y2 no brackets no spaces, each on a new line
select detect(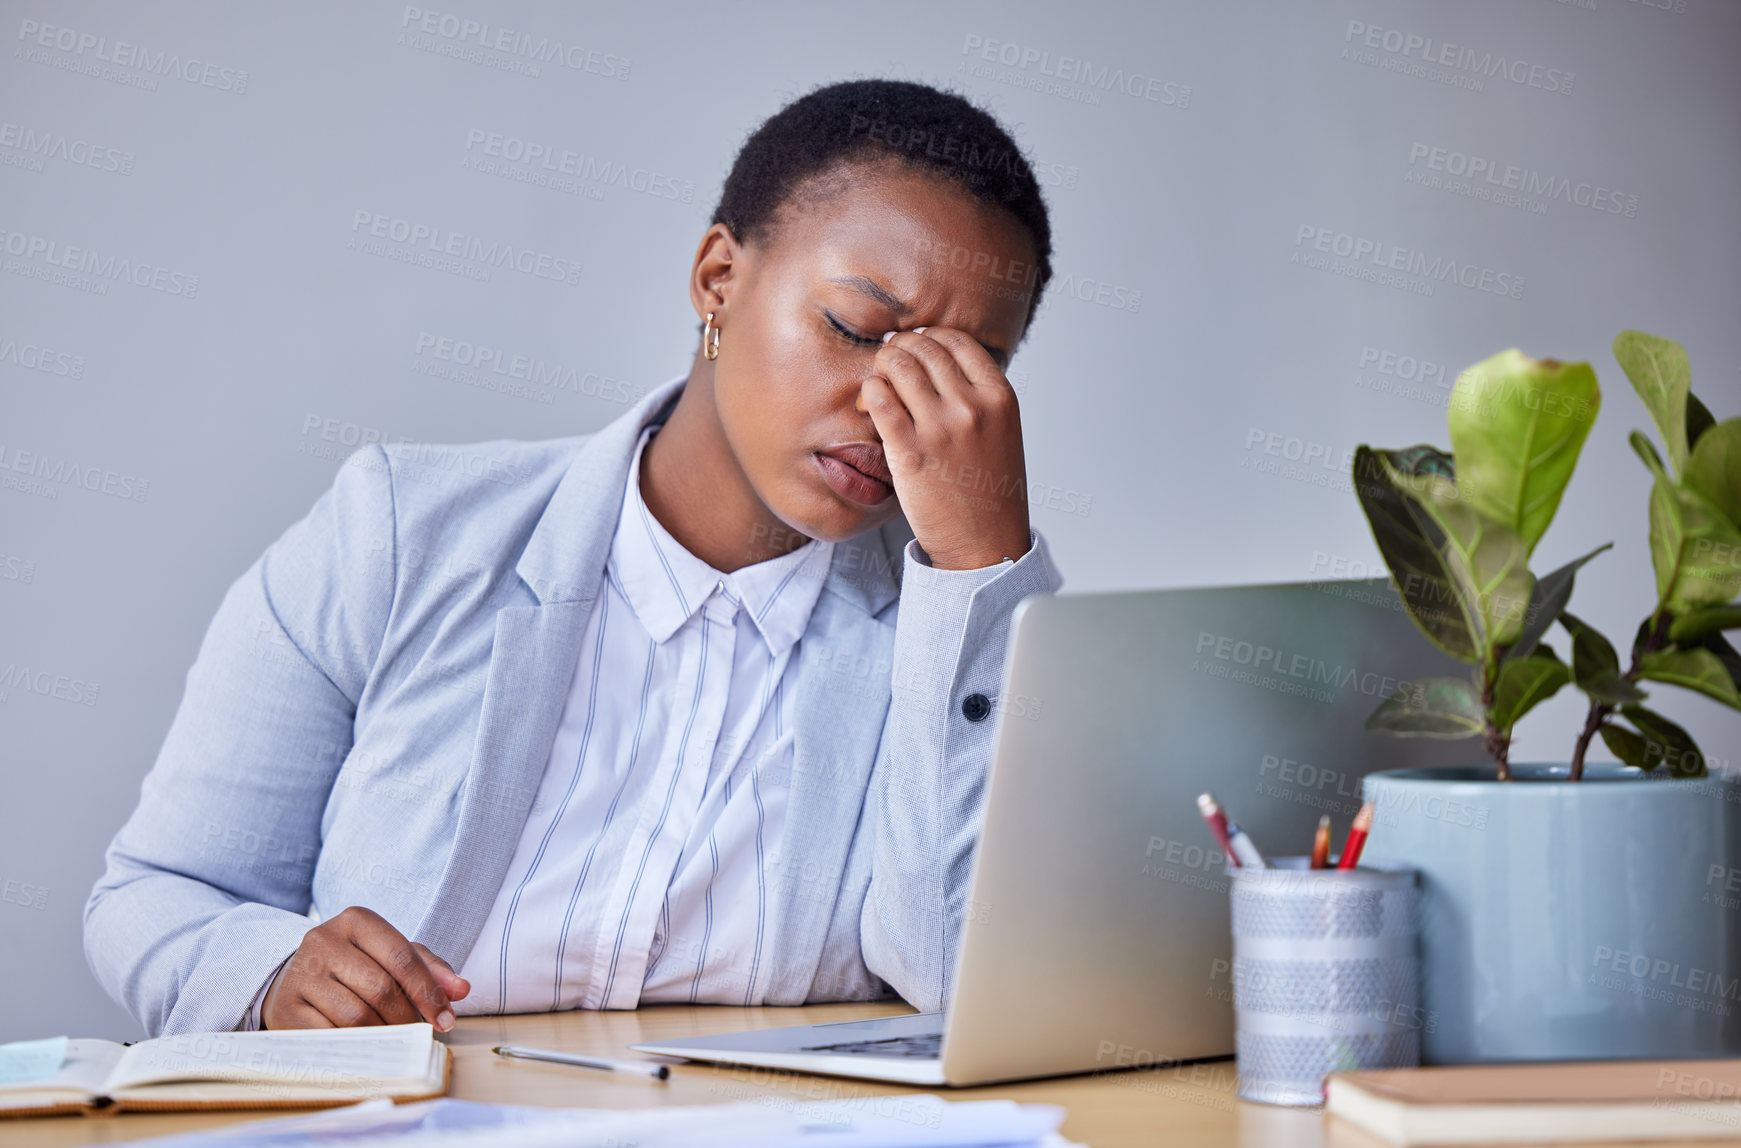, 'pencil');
1310,814,1331,869
1336,802,1375,870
